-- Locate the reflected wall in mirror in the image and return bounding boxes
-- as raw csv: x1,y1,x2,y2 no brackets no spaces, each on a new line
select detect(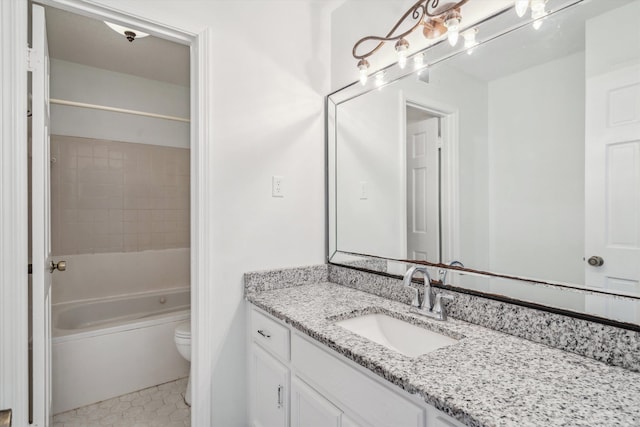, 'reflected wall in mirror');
328,0,640,326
